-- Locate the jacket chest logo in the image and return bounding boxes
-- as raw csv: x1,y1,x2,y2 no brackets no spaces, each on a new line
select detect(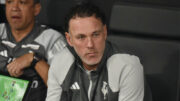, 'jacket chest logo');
0,50,8,57
101,81,108,100
70,82,80,90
